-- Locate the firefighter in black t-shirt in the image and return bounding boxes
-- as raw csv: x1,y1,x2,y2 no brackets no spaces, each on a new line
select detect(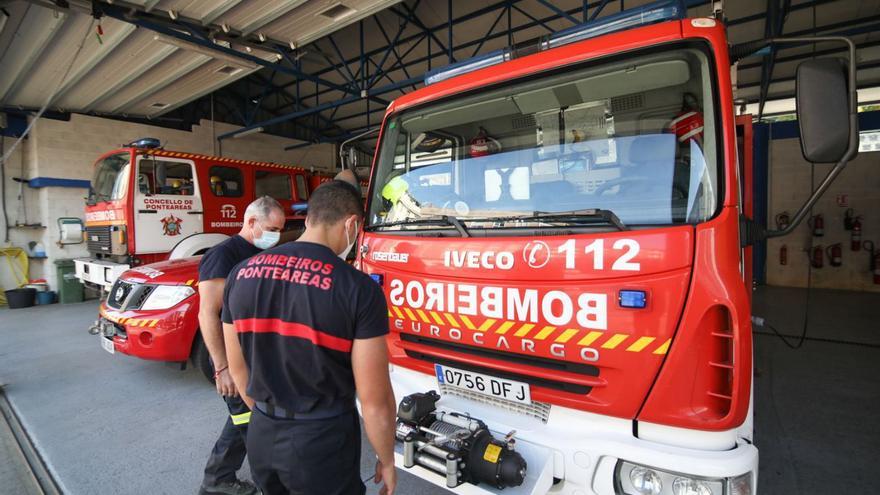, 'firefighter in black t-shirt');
197,196,286,495
222,180,397,495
